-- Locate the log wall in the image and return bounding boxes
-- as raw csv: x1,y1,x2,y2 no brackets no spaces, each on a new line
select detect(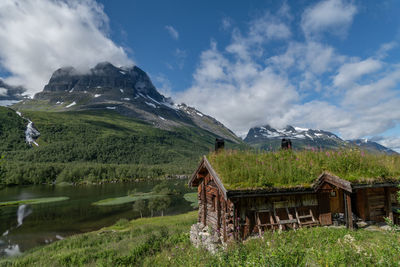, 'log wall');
235,193,319,239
